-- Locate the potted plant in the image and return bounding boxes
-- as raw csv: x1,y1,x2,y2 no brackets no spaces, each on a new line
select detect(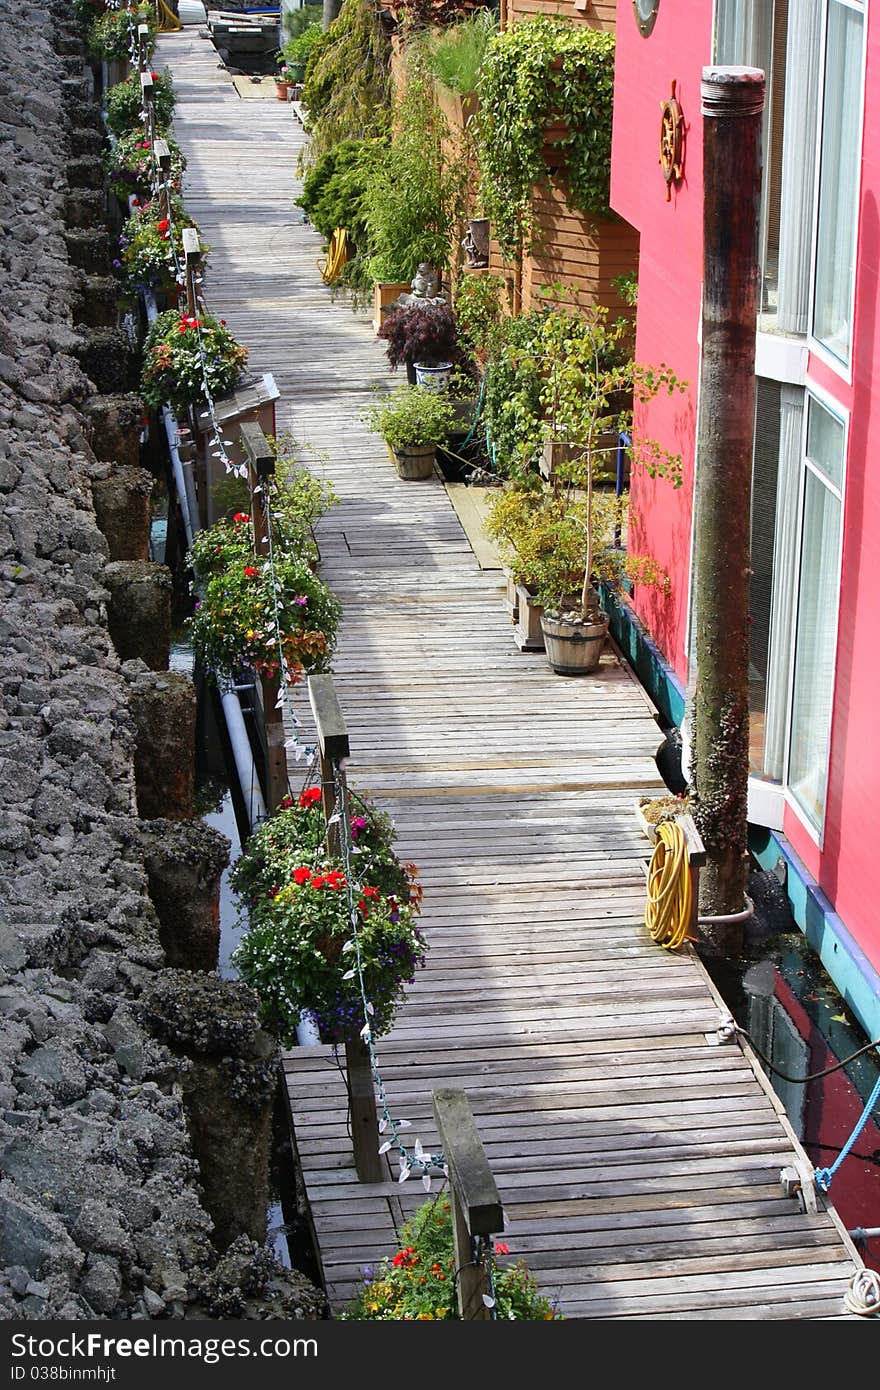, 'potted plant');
231,788,426,1045
140,309,248,416
105,128,186,205
187,513,341,688
526,306,683,674
363,384,457,480
116,194,201,298
378,300,460,385
105,69,175,138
